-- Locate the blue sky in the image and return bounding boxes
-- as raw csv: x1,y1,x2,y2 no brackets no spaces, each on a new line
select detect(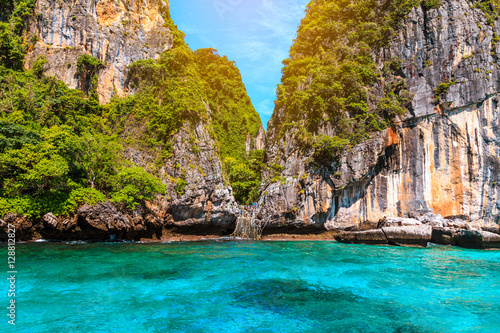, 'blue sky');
169,0,310,129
